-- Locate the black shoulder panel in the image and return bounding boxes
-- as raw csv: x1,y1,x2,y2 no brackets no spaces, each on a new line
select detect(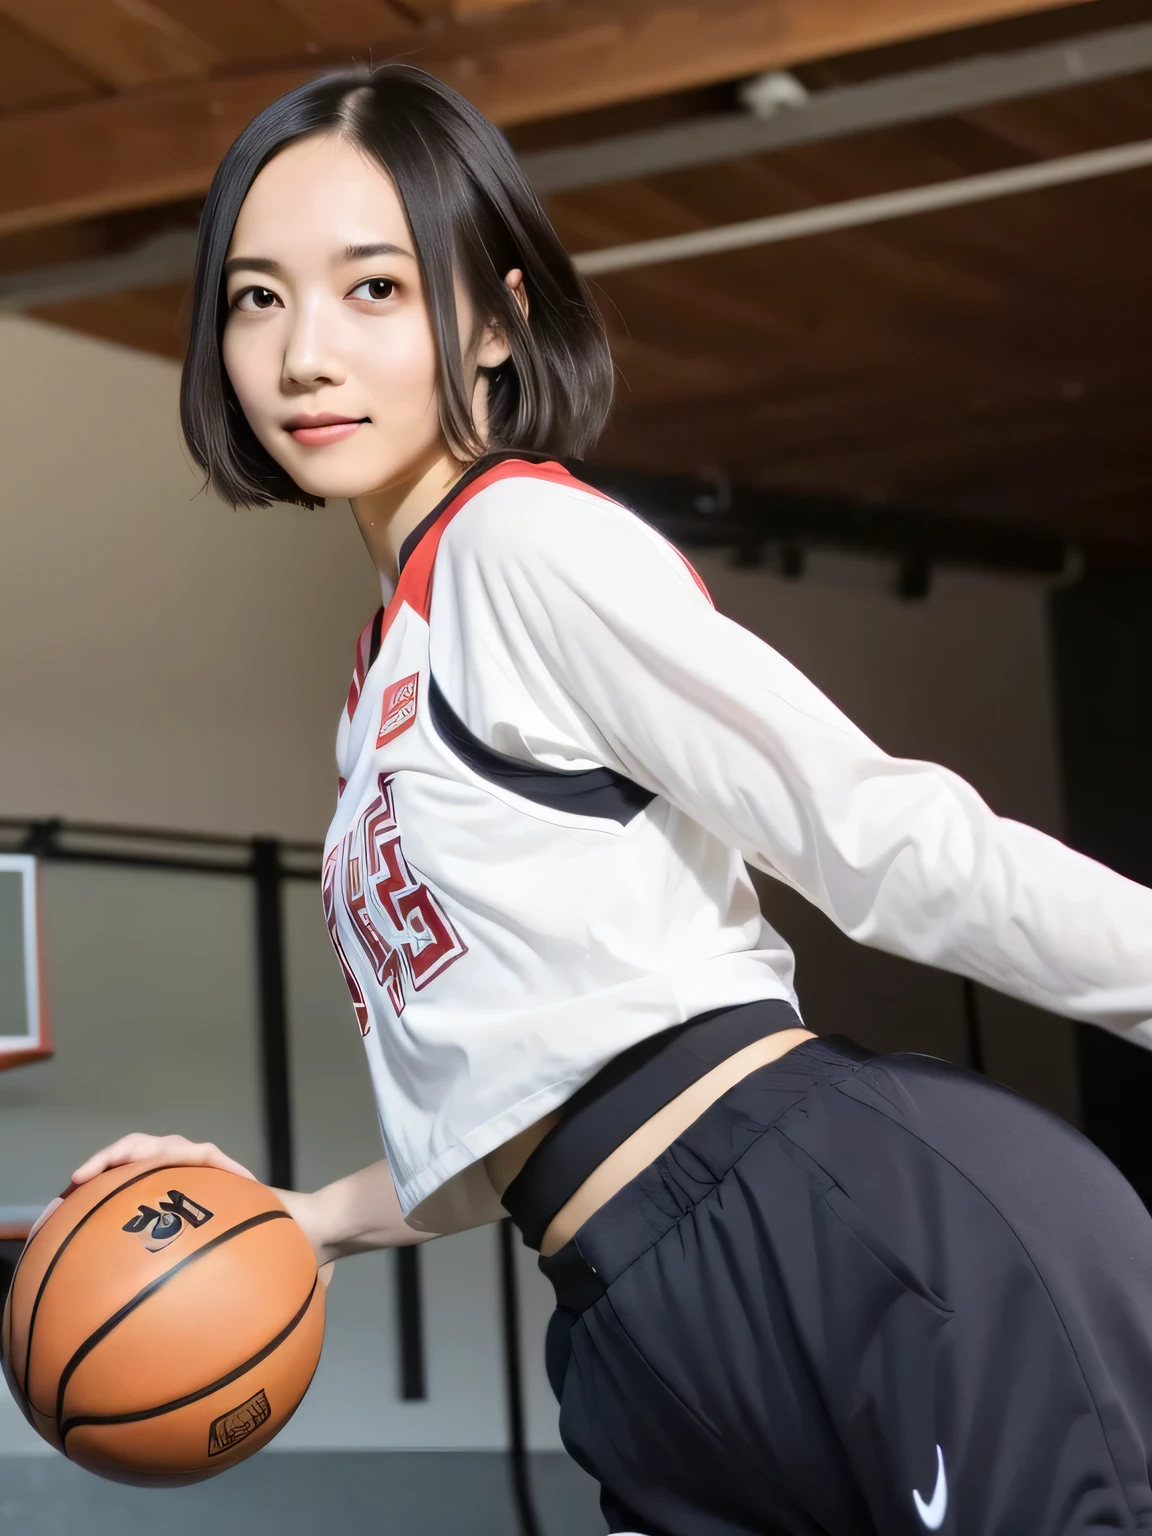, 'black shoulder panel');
428,674,654,827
